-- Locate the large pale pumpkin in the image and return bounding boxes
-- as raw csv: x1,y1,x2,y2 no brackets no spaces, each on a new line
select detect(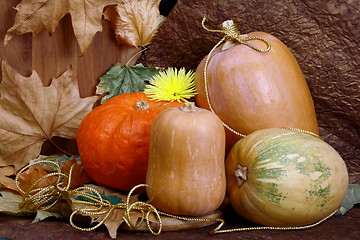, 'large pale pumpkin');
195,23,319,151
226,128,348,227
77,92,182,191
146,102,226,216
